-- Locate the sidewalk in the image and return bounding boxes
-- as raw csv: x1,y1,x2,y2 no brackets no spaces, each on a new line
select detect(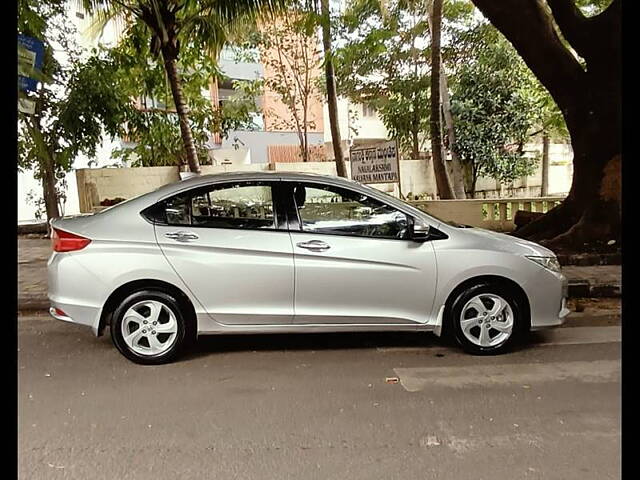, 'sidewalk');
17,237,621,311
